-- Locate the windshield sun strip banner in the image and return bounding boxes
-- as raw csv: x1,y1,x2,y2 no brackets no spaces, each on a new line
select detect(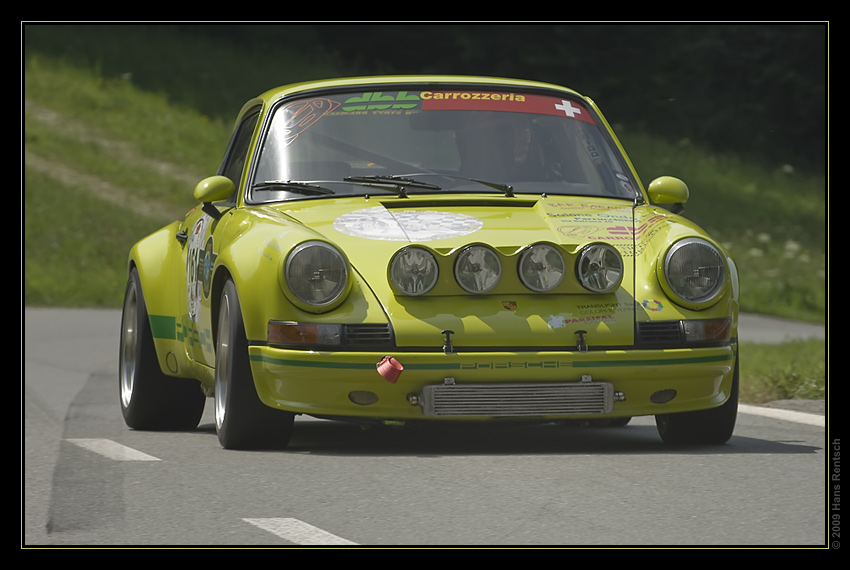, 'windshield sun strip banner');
301,90,597,124
277,90,598,148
